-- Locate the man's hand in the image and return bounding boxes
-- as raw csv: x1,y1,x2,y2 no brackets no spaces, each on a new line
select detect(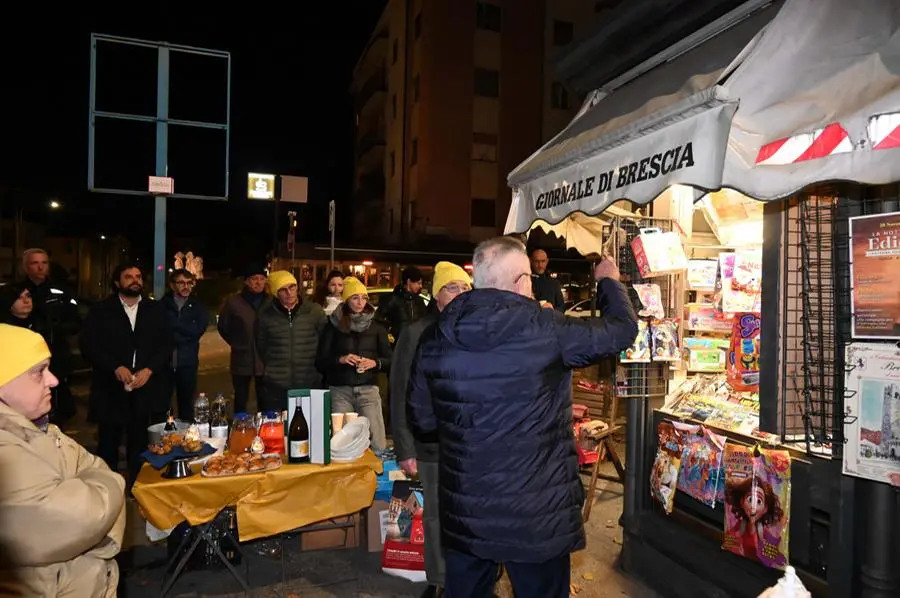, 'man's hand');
115,366,133,383
339,354,361,365
889,473,900,487
399,458,418,476
357,357,378,372
593,256,621,282
131,368,152,389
